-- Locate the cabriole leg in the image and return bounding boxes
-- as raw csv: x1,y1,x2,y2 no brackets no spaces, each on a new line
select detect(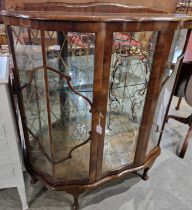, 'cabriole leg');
65,188,87,210
72,194,80,210
141,154,158,181
142,167,150,181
